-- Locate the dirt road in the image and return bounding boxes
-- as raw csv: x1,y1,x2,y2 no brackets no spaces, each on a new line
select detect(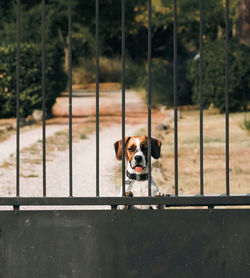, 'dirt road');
0,88,152,207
